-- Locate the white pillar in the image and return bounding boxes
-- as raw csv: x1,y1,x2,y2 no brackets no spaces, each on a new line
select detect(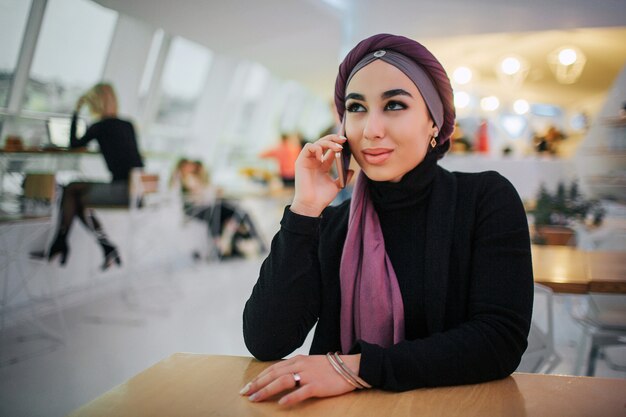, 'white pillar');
187,54,241,165
101,14,155,121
